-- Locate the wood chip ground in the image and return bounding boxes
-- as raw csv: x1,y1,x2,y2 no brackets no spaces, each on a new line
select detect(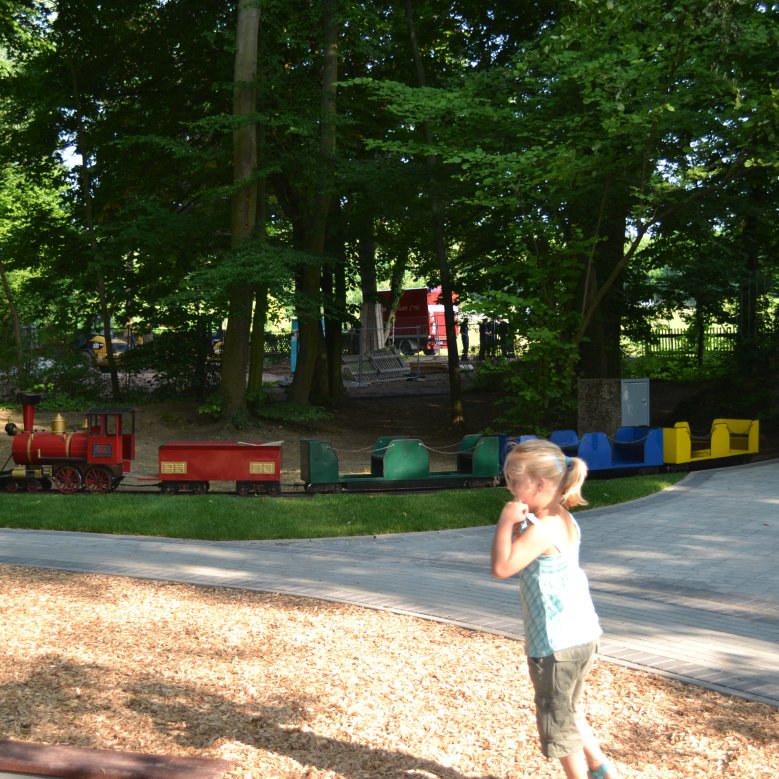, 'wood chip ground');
0,565,776,779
